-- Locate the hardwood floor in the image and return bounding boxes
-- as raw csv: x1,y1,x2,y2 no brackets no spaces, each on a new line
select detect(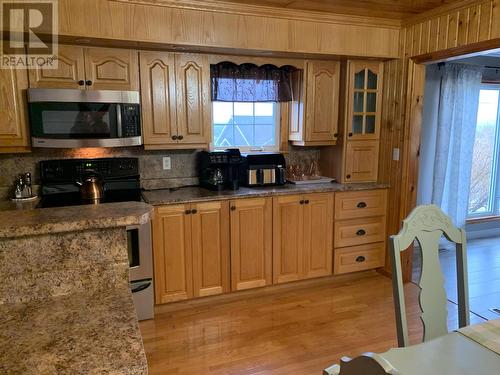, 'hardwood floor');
412,237,500,321
139,271,484,374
